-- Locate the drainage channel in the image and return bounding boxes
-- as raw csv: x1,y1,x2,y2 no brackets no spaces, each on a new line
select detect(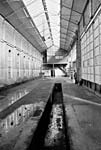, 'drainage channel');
27,83,70,150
